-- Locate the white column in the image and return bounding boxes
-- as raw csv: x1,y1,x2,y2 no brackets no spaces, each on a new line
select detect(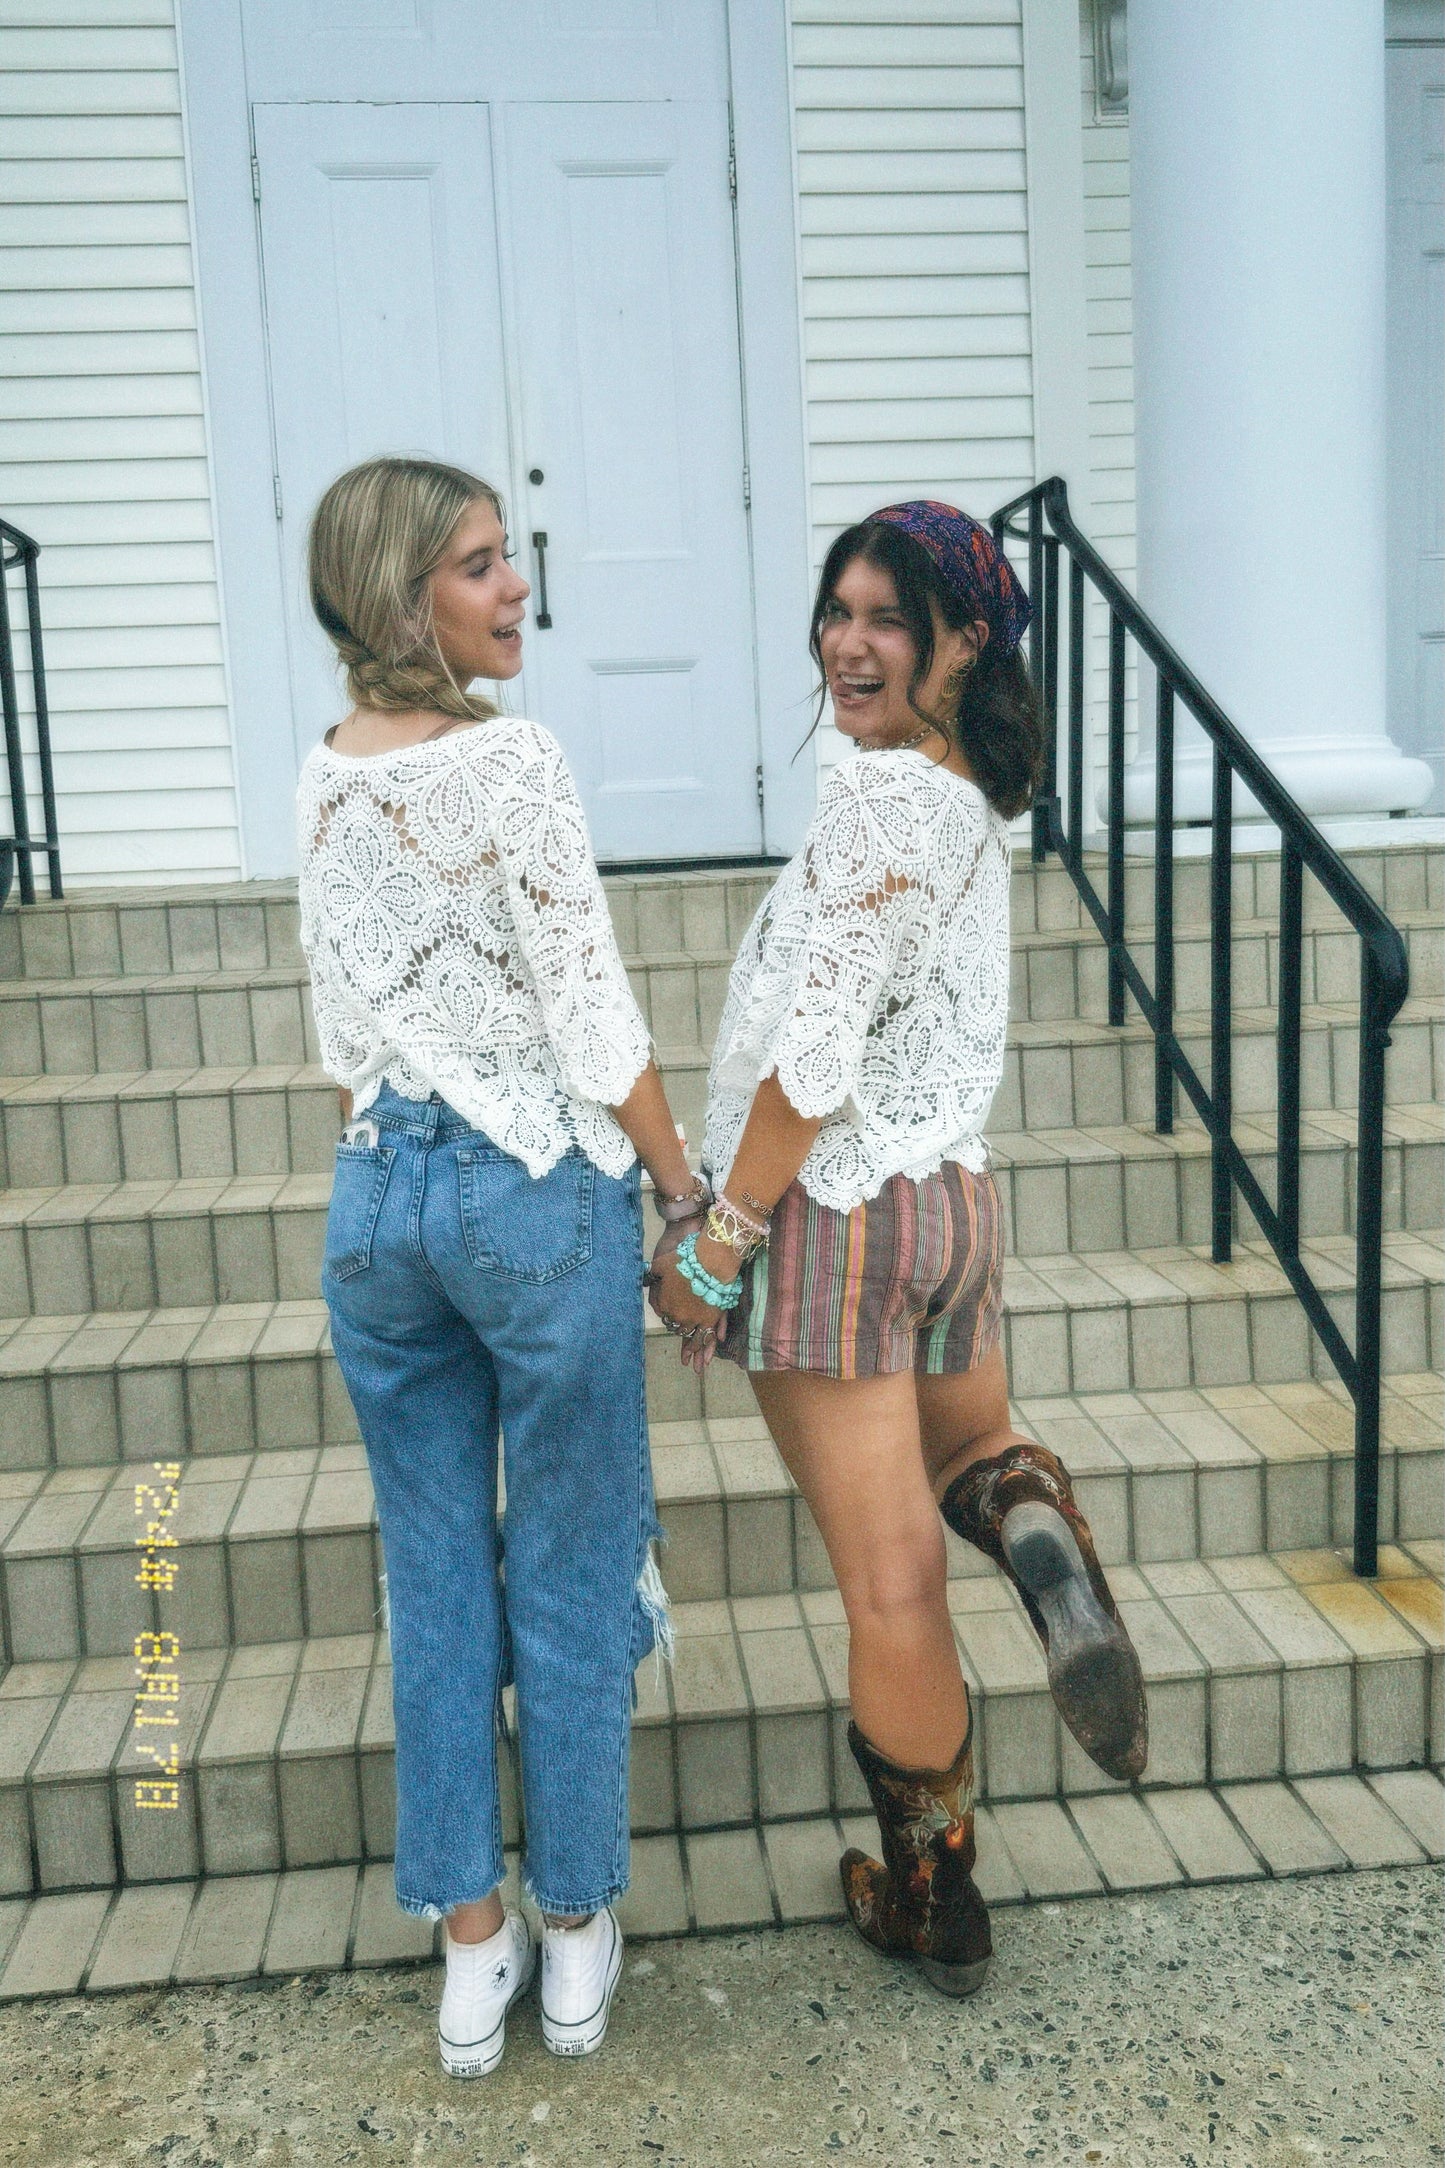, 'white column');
1120,0,1433,824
